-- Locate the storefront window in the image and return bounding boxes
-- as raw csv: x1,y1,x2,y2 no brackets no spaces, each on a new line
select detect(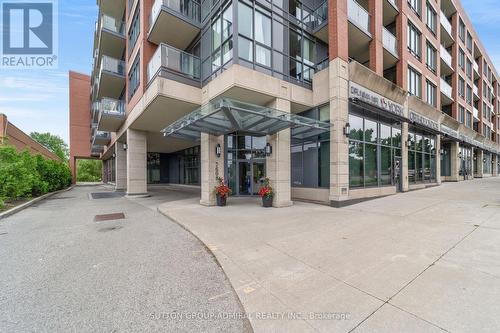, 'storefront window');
348,105,402,188
483,152,492,174
408,128,437,184
440,144,451,177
